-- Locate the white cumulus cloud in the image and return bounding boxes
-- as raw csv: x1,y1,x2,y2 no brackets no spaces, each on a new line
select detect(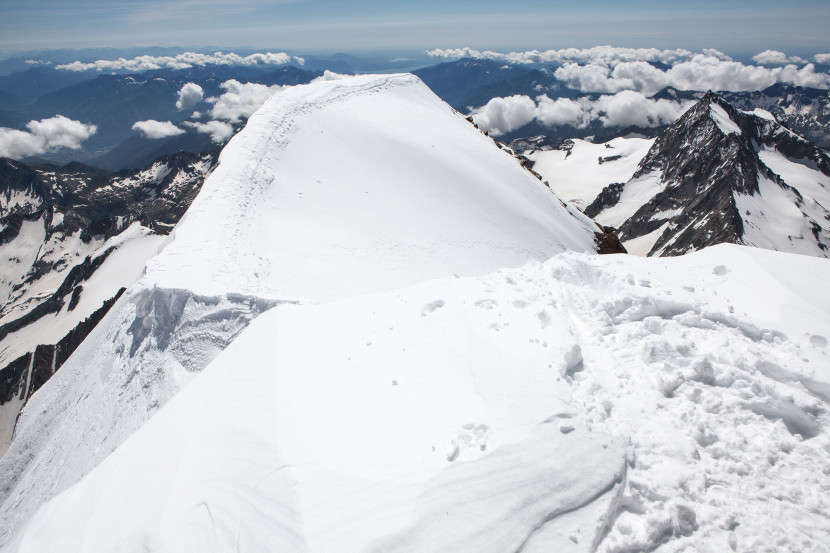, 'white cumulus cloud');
208,80,286,122
0,115,97,159
56,51,305,72
182,121,235,143
553,55,830,94
752,50,807,66
131,120,185,139
471,91,694,135
814,54,830,64
470,95,537,135
311,70,351,82
176,83,204,110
